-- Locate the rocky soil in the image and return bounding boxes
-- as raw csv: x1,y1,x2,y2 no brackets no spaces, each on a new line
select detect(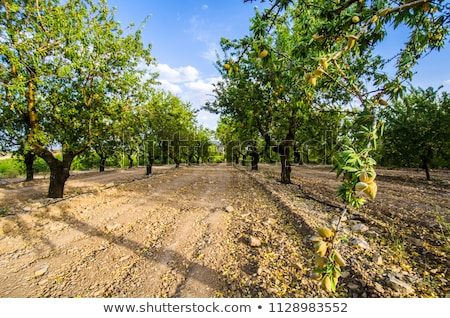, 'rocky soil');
0,163,449,298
